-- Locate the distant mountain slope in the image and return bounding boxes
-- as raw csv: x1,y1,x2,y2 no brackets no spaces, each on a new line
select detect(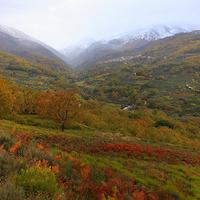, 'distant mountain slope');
62,24,200,68
0,24,70,65
0,50,72,91
61,37,96,59
142,30,200,59
0,24,38,42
